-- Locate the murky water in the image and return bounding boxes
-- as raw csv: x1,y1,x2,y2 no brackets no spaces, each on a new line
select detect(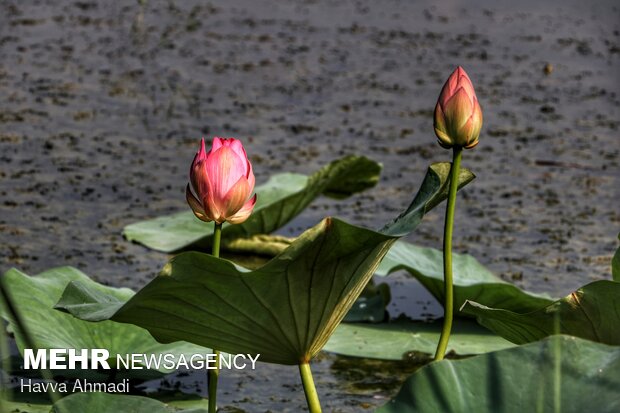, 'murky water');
1,0,618,411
